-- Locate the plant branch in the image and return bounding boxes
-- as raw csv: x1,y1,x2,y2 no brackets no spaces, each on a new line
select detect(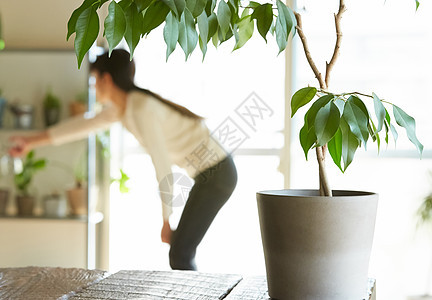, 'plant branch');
316,146,332,196
294,12,326,90
324,0,347,88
